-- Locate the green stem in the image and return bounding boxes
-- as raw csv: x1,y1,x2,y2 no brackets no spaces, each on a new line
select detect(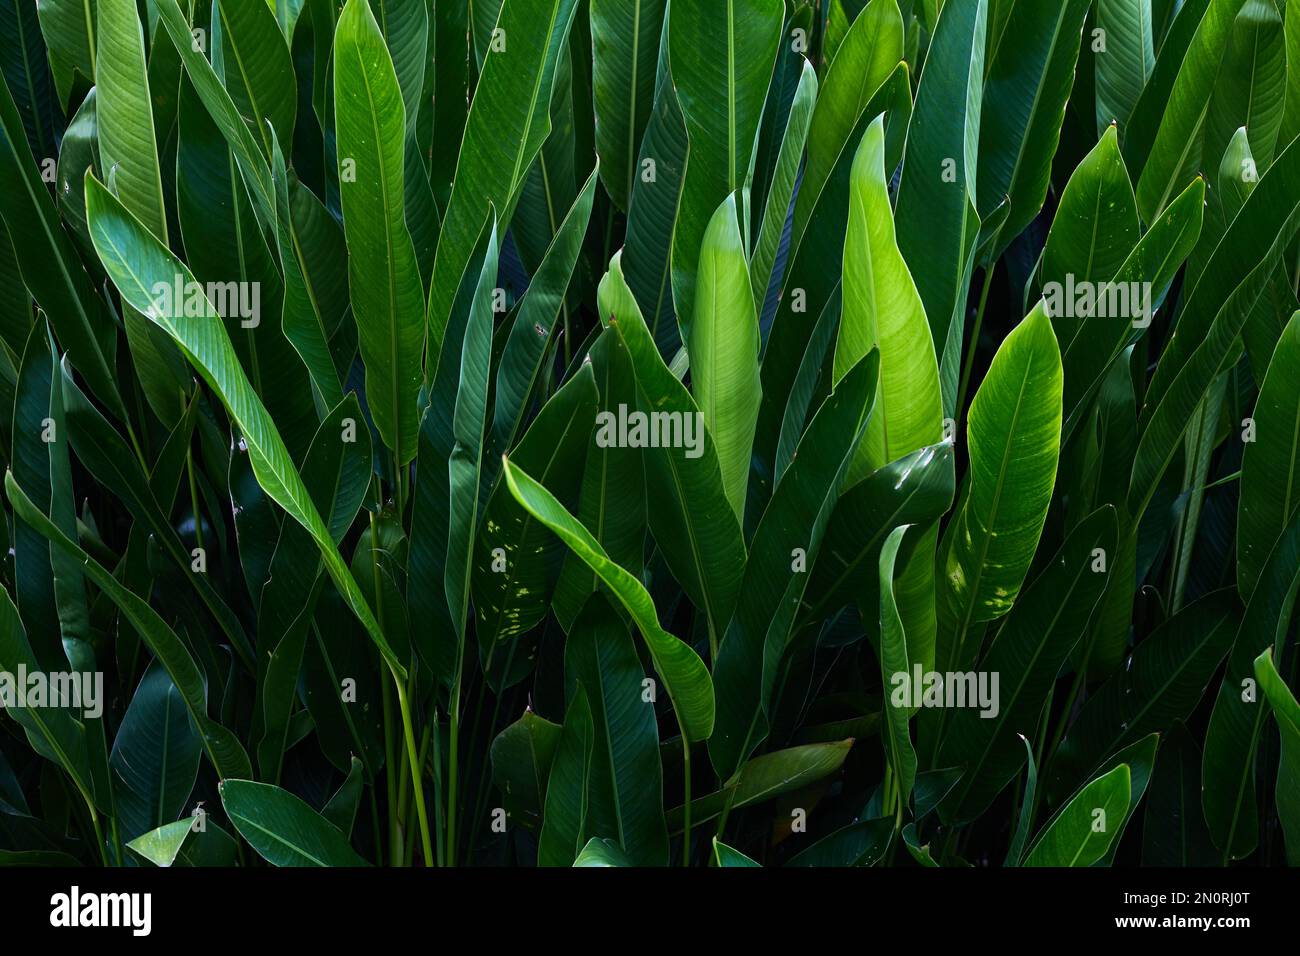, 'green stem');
185,448,204,552
467,640,522,852
1204,469,1241,492
110,813,123,867
956,264,995,418
370,510,402,864
429,703,446,867
392,452,406,519
447,671,464,866
82,791,109,866
714,770,740,850
369,787,384,868
124,419,150,476
393,672,435,866
381,674,400,865
679,724,692,866
1045,642,1087,771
